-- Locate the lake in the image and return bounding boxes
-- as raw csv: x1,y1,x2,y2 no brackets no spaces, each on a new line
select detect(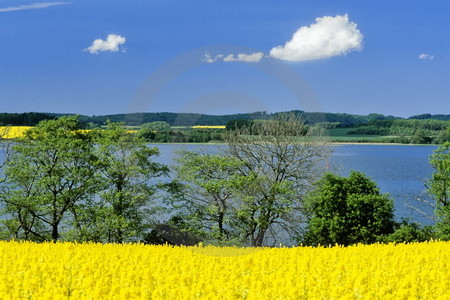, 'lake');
0,143,438,225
